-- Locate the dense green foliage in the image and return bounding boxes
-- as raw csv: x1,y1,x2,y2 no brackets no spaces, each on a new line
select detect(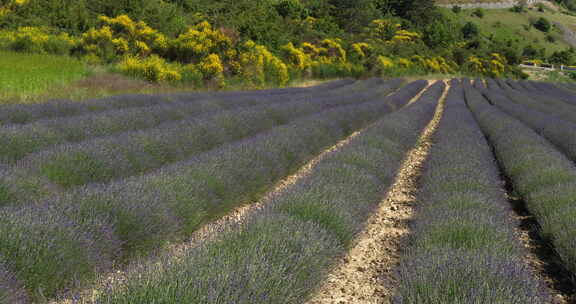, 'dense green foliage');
0,0,551,85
